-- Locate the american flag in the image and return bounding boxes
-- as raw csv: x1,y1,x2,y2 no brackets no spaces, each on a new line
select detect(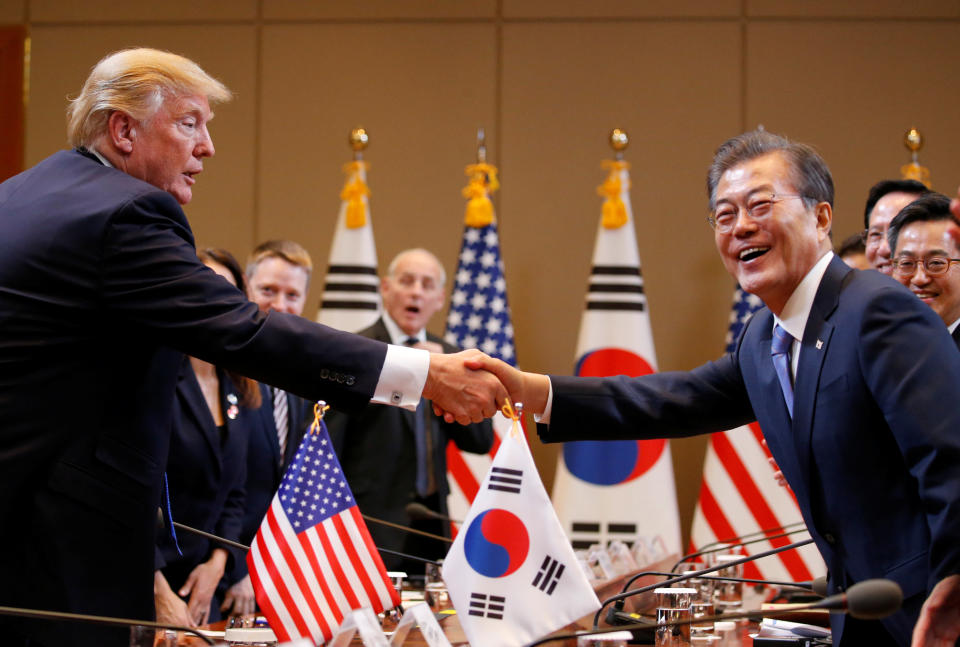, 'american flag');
689,286,823,581
247,420,400,643
443,218,517,522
